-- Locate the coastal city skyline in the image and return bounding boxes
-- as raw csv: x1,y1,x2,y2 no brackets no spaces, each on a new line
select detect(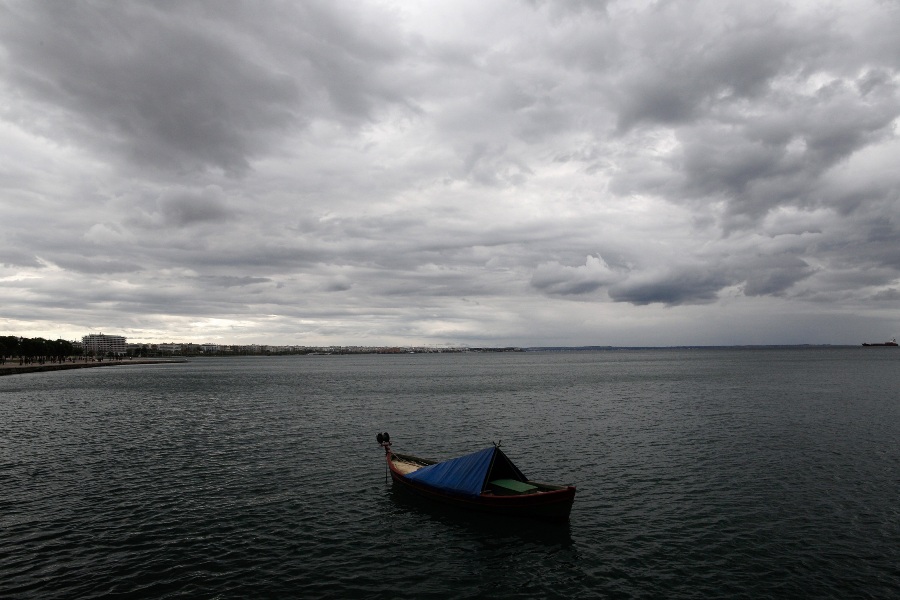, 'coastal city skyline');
2,1,899,348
